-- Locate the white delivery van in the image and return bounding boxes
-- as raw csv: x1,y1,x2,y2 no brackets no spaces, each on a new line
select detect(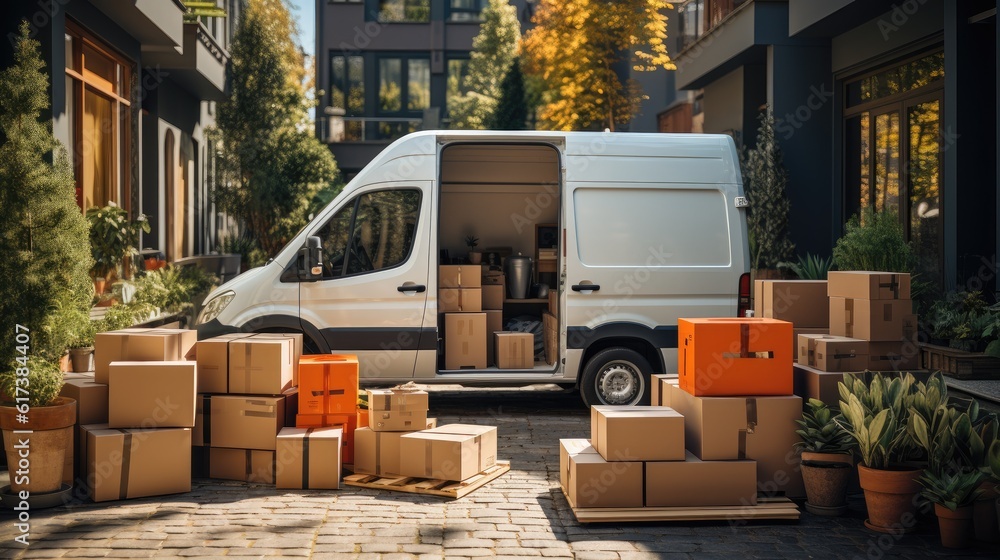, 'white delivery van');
196,131,750,406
